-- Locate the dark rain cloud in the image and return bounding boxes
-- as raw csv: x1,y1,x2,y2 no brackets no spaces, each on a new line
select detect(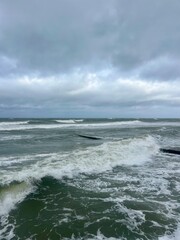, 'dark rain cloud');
0,0,180,79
